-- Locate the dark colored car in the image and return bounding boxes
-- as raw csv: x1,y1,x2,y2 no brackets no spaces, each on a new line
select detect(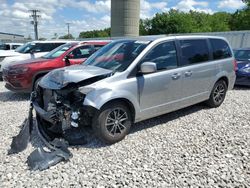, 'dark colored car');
3,41,110,92
234,48,250,86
